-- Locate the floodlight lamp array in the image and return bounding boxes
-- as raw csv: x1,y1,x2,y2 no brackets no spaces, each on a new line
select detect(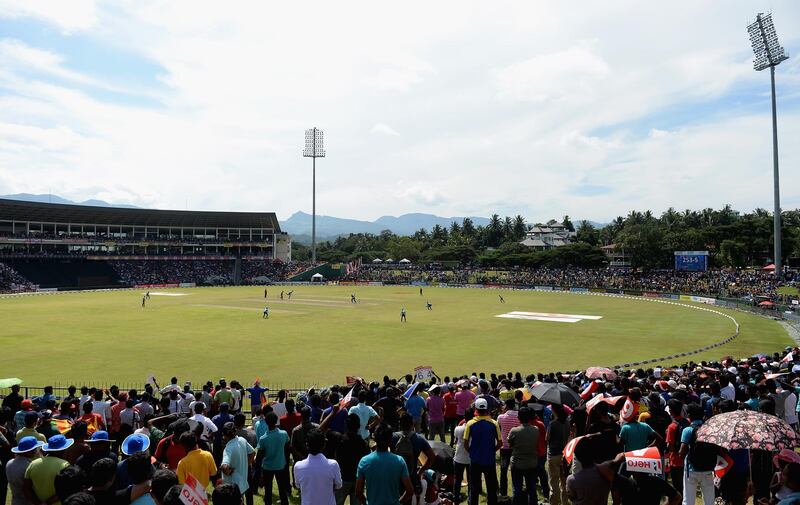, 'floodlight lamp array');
748,13,789,71
303,128,325,157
